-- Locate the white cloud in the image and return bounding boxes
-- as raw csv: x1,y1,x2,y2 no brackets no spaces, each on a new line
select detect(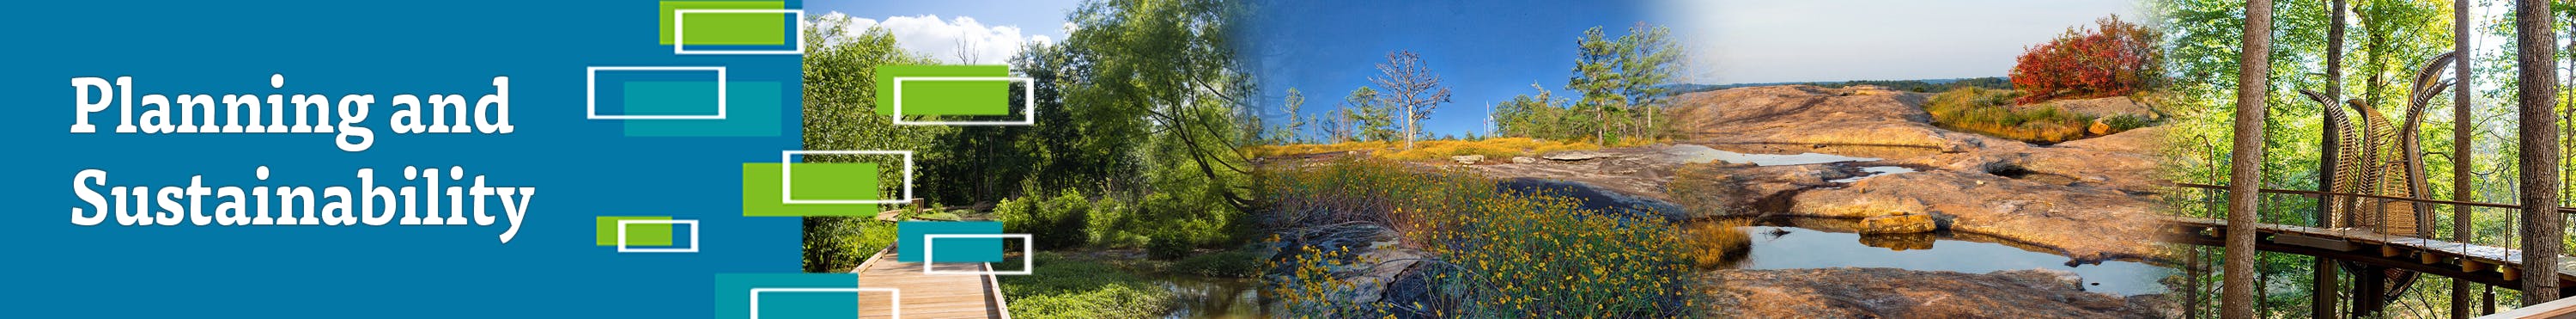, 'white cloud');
823,11,1050,64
